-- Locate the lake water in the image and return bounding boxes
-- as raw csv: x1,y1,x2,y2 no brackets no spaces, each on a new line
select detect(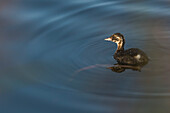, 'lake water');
0,0,170,113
